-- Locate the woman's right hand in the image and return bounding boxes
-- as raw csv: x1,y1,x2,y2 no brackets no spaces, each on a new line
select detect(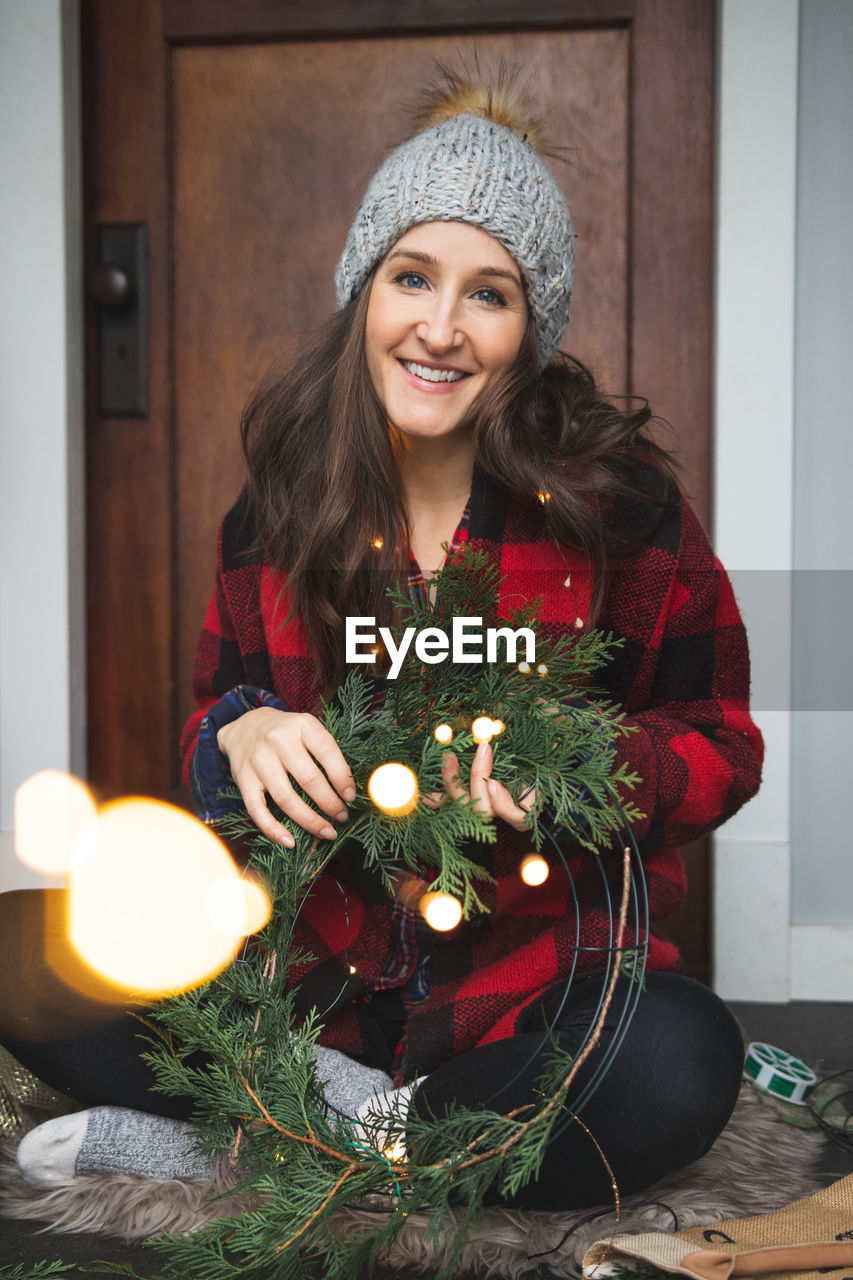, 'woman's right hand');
216,708,356,849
